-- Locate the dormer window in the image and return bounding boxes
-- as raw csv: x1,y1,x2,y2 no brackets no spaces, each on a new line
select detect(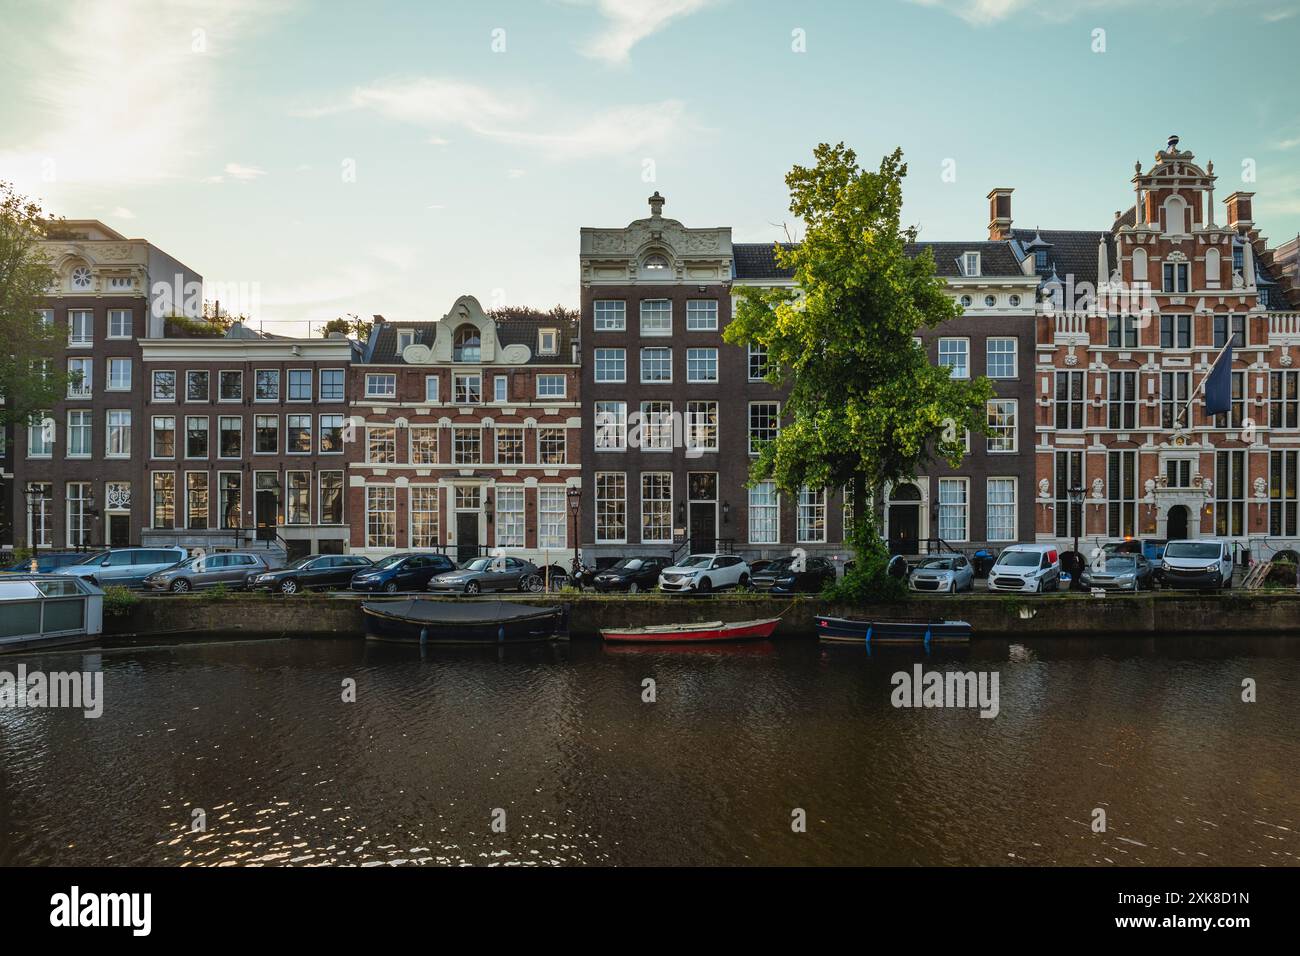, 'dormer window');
537,327,559,356
1034,250,1048,270
71,266,92,290
963,252,980,277
453,324,481,363
396,328,415,352
643,253,670,271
